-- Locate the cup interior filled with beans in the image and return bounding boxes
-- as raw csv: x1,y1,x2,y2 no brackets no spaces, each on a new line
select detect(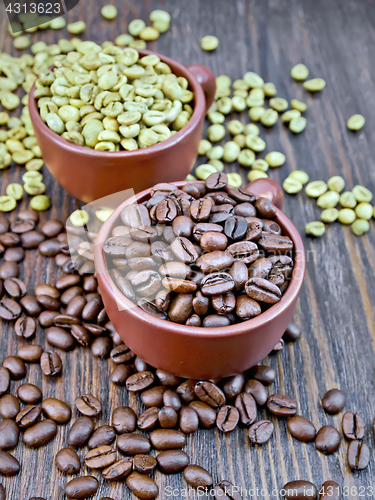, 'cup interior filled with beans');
95,174,305,379
29,46,216,202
